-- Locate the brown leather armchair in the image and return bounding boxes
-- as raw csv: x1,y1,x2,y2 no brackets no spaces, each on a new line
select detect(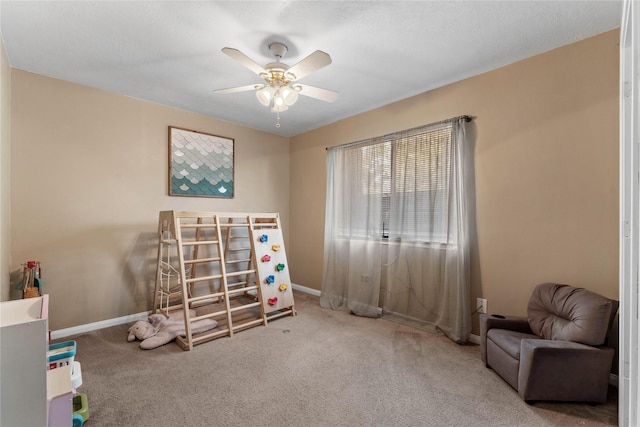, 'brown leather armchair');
480,283,618,403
